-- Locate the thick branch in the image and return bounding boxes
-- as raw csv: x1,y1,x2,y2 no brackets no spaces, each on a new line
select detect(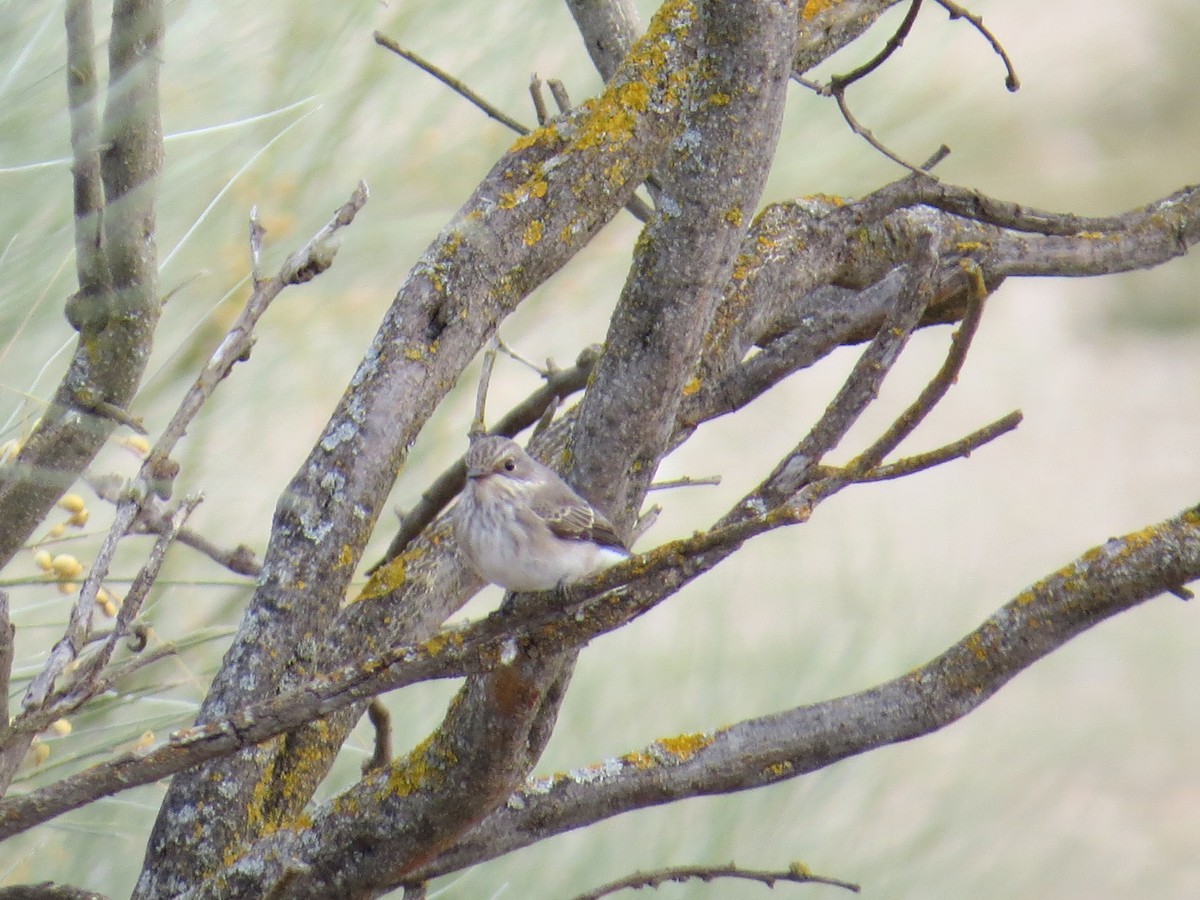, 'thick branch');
565,0,643,82
413,503,1200,878
134,4,705,893
0,0,164,568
